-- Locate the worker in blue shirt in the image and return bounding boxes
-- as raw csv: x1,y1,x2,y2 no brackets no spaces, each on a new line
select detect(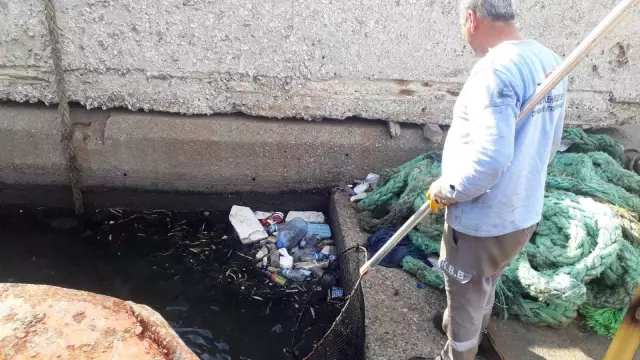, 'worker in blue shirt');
412,1,567,359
